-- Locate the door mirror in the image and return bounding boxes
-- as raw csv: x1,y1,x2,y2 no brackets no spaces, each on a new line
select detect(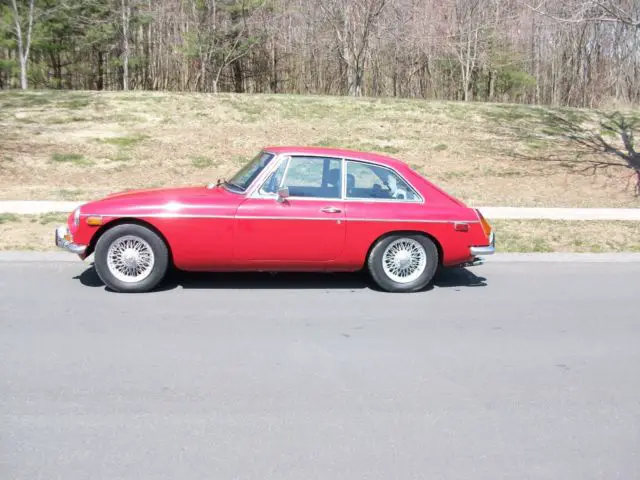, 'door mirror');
277,186,289,202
